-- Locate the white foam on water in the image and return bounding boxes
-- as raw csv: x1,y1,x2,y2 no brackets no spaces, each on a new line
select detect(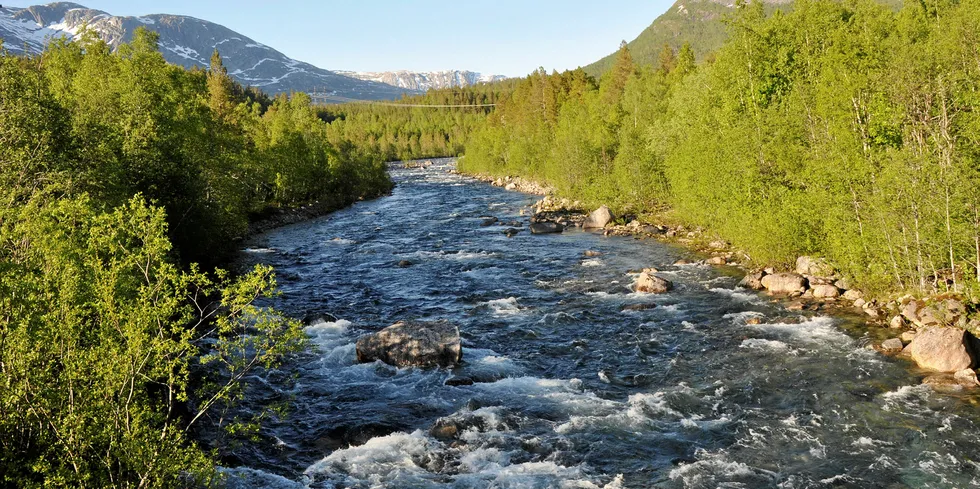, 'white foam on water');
218,466,305,489
303,319,357,366
748,316,853,348
481,297,523,315
709,287,765,304
669,450,778,486
474,377,617,417
881,384,933,412
740,338,797,354
581,258,603,267
327,237,356,245
242,247,276,253
305,430,434,480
